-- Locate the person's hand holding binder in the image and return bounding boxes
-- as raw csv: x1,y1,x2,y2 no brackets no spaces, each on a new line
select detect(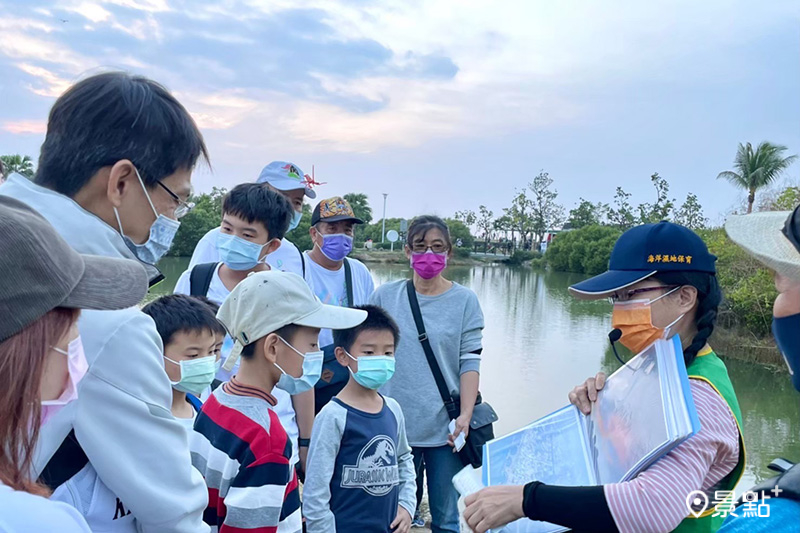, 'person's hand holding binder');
568,372,607,415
